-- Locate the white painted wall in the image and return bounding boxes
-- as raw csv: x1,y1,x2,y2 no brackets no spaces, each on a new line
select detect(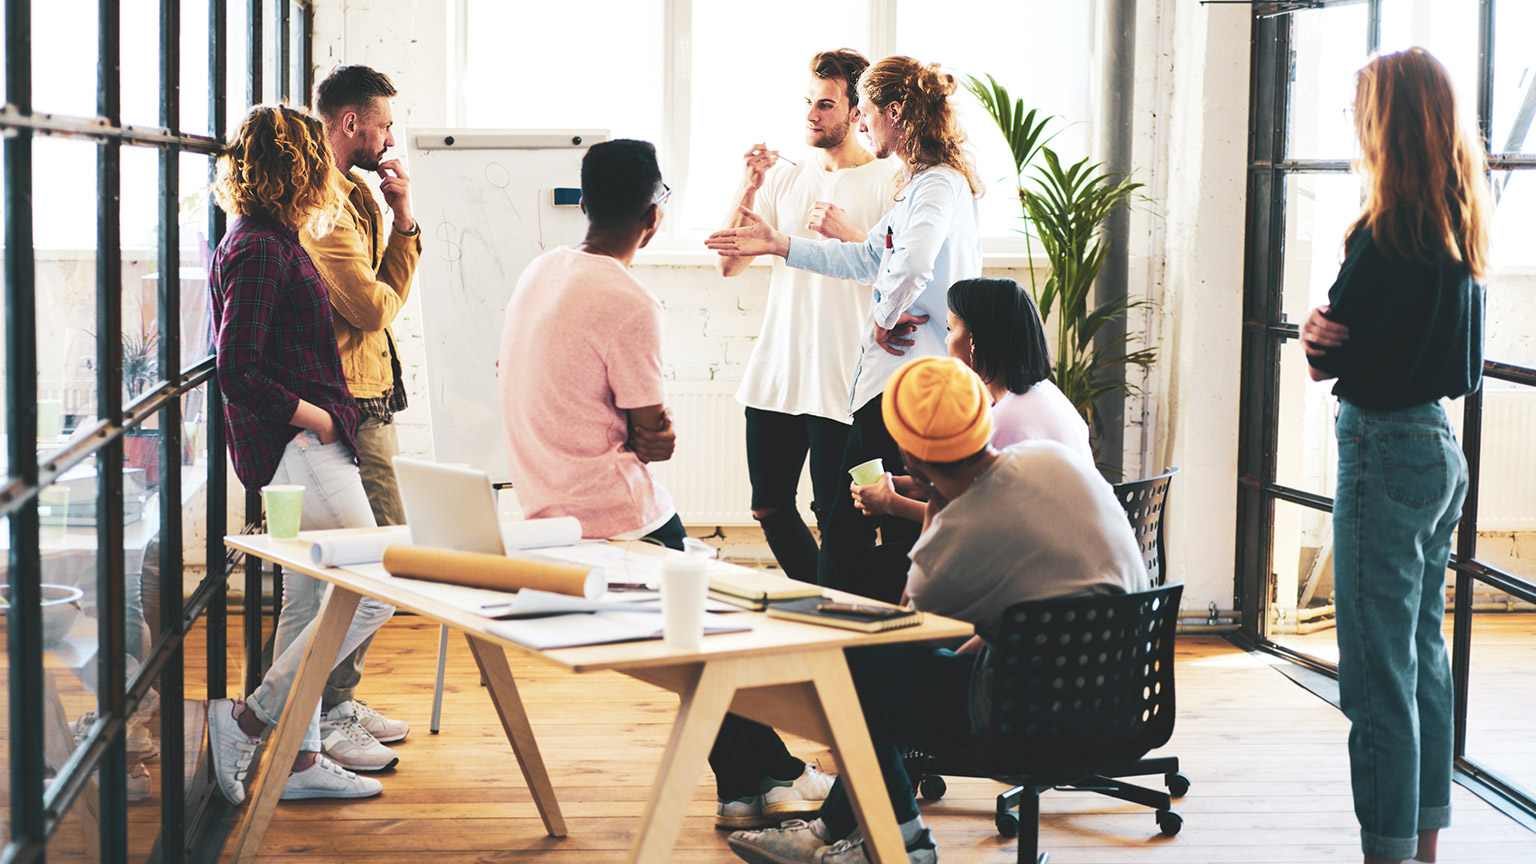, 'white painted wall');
308,0,1250,612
